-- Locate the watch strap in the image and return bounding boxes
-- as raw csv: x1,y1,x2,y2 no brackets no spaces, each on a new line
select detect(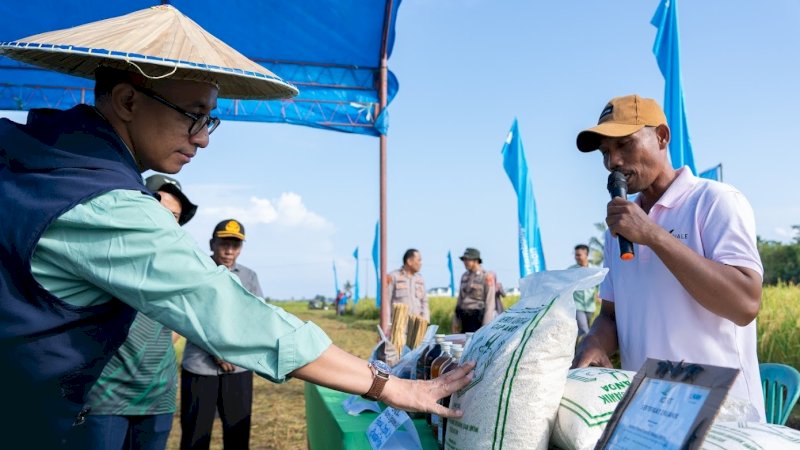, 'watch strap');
362,362,390,401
